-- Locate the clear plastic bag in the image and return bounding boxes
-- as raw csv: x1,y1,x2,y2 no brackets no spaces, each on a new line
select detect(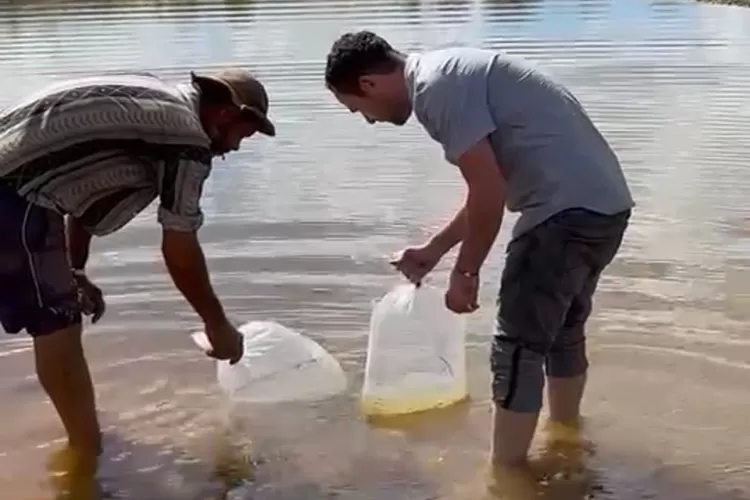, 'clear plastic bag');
361,283,468,417
193,321,348,404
